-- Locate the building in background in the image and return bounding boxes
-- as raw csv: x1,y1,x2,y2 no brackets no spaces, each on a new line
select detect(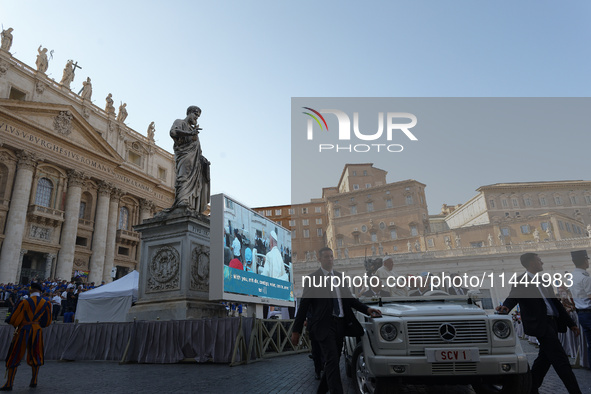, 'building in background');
256,165,591,266
0,37,174,284
322,163,428,259
446,181,591,230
